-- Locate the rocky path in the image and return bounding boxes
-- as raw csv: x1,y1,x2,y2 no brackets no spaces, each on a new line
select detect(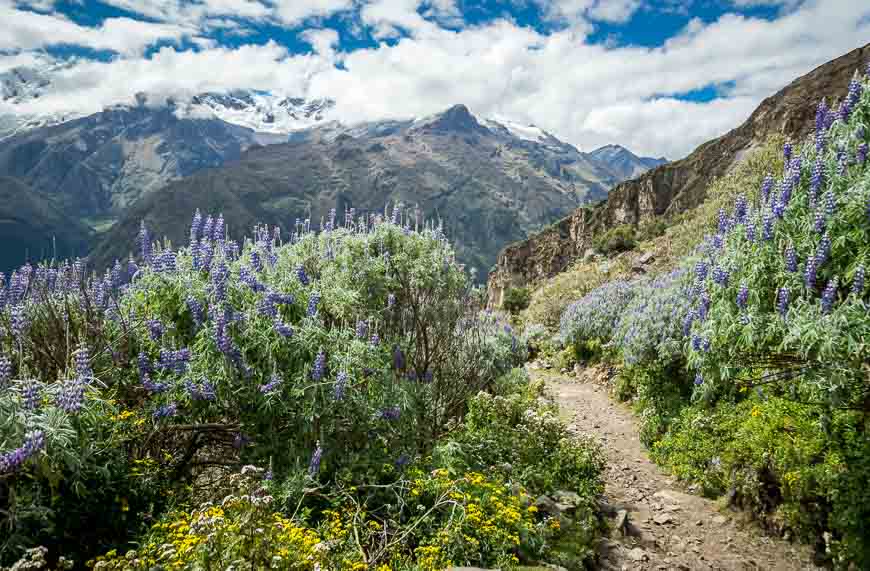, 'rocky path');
532,366,821,571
